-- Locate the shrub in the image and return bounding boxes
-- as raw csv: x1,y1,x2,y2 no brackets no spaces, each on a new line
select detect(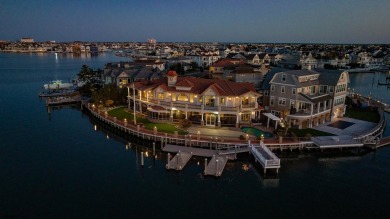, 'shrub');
178,119,191,129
